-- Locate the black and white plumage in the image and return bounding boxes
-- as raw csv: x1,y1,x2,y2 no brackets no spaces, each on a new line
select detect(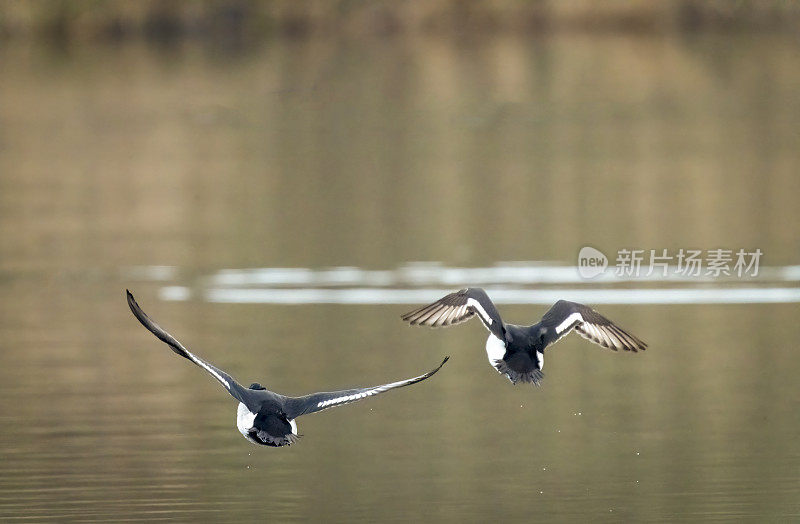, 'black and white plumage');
127,290,448,447
401,288,646,385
